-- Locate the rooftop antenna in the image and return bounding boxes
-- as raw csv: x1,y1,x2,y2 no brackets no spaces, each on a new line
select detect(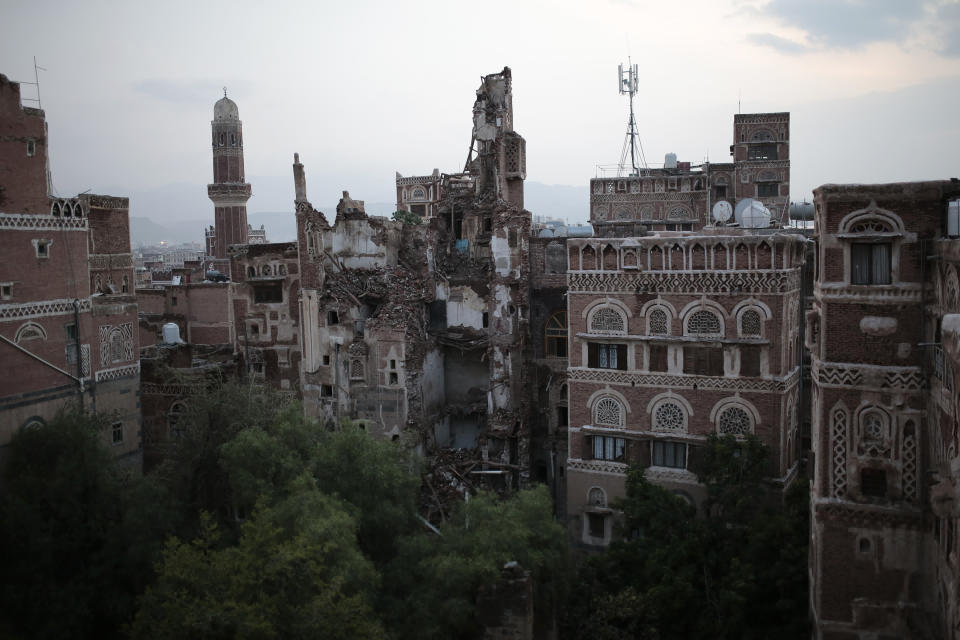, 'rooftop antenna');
17,57,47,109
223,86,228,98
617,58,647,177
